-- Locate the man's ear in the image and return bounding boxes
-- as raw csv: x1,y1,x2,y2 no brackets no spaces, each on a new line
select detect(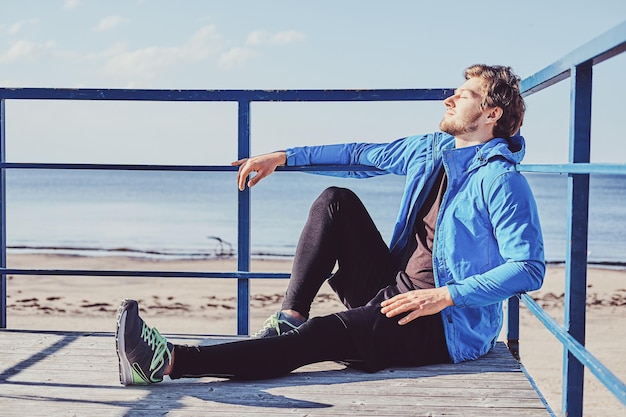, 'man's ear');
486,107,503,125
